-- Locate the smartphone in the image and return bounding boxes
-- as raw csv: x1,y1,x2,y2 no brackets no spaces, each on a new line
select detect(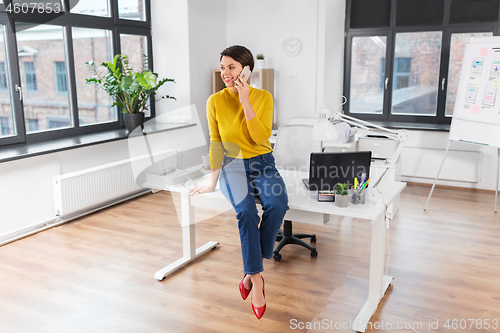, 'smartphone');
238,66,252,82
